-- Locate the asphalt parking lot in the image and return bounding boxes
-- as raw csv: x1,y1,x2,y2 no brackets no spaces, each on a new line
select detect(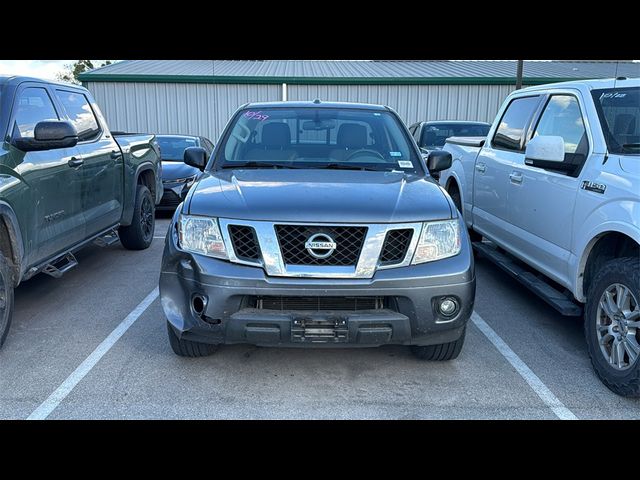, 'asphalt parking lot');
1,216,638,420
